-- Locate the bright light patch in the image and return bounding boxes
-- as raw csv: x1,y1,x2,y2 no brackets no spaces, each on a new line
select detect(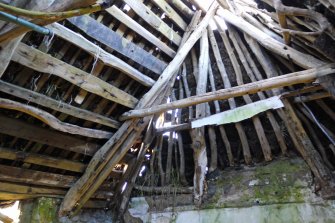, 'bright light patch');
123,4,130,12
0,201,20,223
139,166,146,177
121,182,128,193
160,13,166,19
